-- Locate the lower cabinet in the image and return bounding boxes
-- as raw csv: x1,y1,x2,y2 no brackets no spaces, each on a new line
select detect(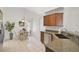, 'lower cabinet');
40,31,54,52
40,32,44,43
